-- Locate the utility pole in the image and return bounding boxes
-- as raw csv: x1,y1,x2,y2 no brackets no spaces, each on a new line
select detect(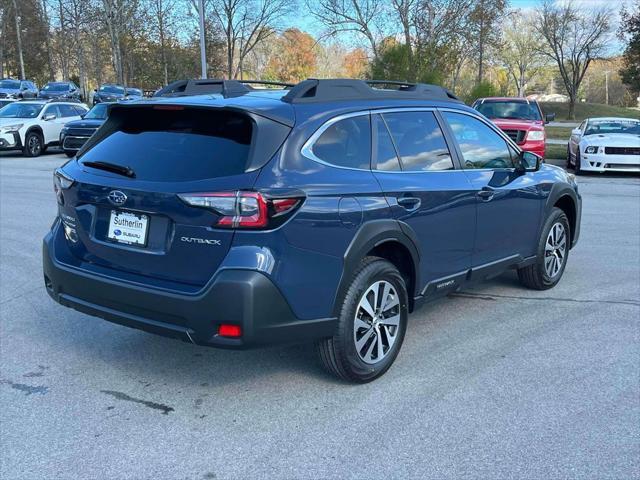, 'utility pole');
11,0,25,79
198,0,207,79
604,70,610,105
